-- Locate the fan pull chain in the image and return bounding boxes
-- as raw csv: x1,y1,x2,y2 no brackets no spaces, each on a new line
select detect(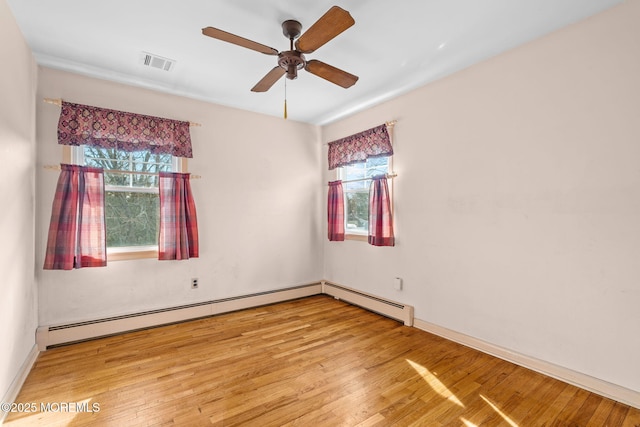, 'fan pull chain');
284,78,288,120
